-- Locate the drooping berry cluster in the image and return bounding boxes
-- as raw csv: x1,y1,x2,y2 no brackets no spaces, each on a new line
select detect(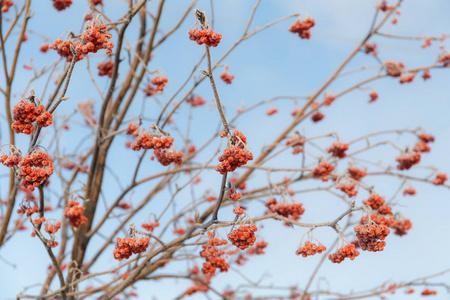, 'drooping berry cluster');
185,281,209,296
422,69,431,80
18,152,54,191
327,142,349,159
369,91,379,103
391,219,412,236
227,188,242,201
385,61,405,77
141,222,159,232
403,187,416,196
143,76,168,96
152,149,183,166
364,42,377,55
362,193,385,210
186,95,206,107
227,224,257,250
12,100,53,134
437,52,450,66
336,182,358,197
215,130,253,174
328,244,360,263
17,200,39,216
312,162,335,181
266,107,278,116
286,135,305,154
396,152,421,170
0,153,21,167
432,173,448,185
361,214,395,227
52,0,72,11
288,18,315,39
414,133,434,153
265,198,305,221
421,289,437,296
126,123,139,136
131,134,174,151
2,0,13,12
200,237,230,276
295,241,326,257
220,72,234,84
247,240,268,255
44,220,62,235
323,94,336,106
97,61,114,78
354,222,390,252
347,166,367,181
49,40,83,62
188,29,222,47
113,236,150,261
64,200,87,228
399,72,415,84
